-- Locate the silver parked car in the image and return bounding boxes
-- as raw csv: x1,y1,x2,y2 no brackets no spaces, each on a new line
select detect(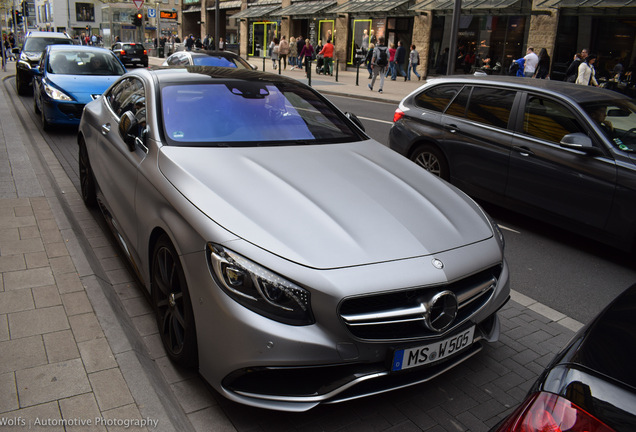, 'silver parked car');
78,67,510,411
